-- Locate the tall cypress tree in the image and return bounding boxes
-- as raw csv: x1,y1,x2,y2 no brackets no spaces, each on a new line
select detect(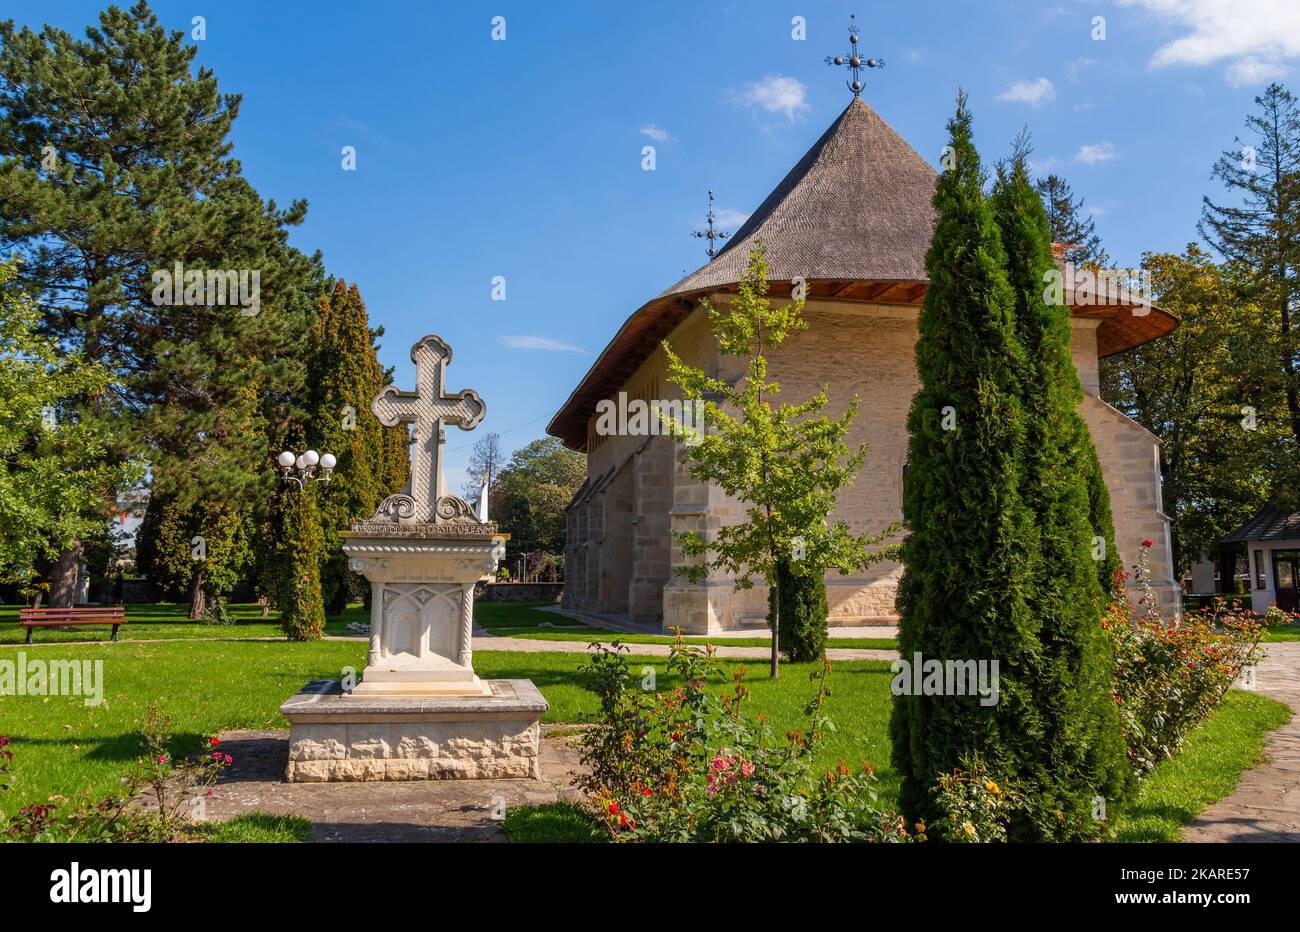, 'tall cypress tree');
890,93,1041,828
993,149,1132,838
276,482,324,641
305,282,408,615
